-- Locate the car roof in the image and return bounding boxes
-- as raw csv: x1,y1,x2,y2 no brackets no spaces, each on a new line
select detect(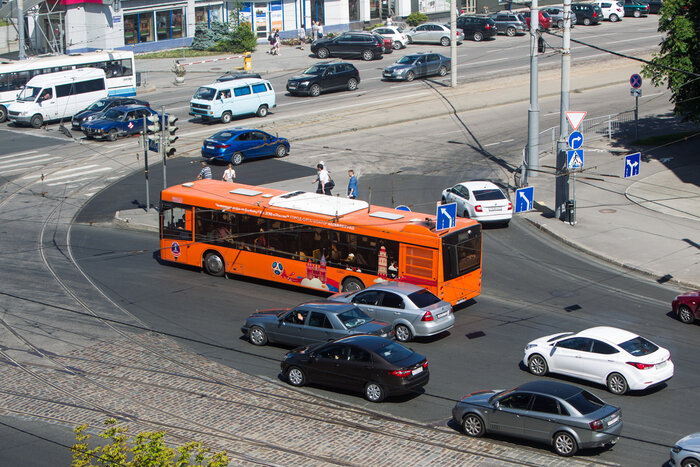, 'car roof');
458,180,503,191
297,301,358,313
108,104,150,112
202,78,269,90
365,281,426,294
576,326,638,344
515,380,584,399
213,127,256,136
334,334,395,349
